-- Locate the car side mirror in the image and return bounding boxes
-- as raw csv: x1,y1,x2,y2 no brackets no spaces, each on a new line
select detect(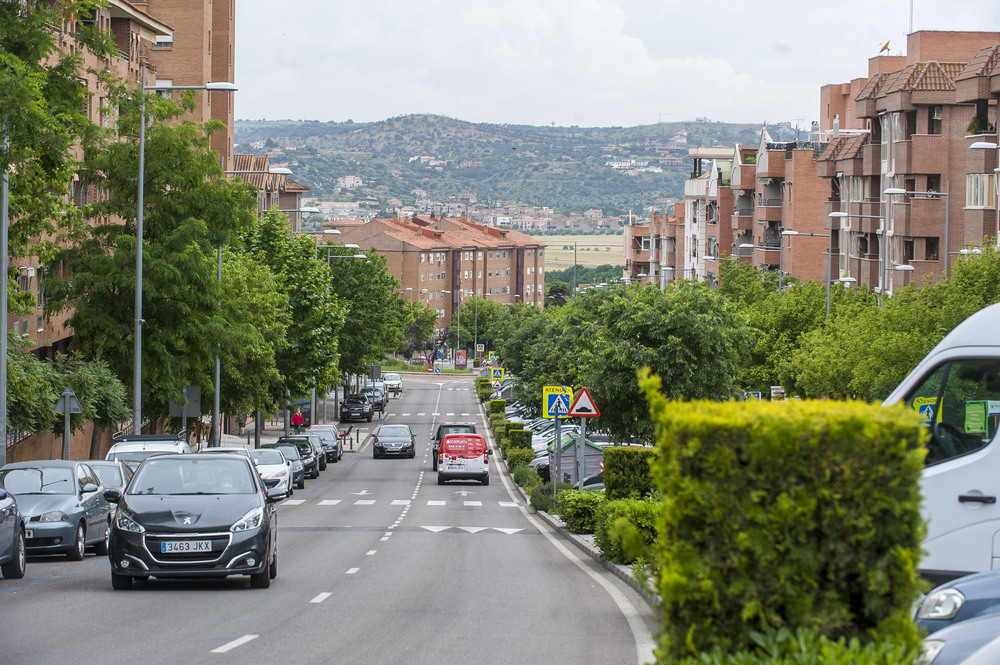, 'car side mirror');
82,482,99,494
265,487,284,502
0,488,7,500
104,489,122,503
